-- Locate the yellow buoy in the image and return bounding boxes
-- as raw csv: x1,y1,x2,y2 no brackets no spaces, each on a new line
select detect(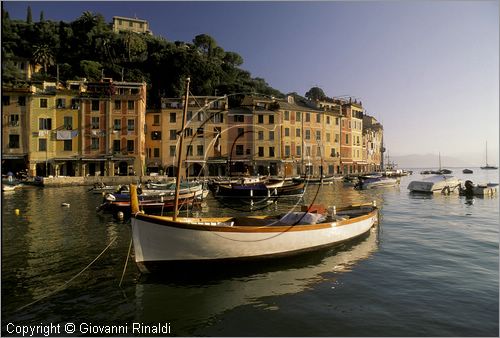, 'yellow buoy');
15,209,20,215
